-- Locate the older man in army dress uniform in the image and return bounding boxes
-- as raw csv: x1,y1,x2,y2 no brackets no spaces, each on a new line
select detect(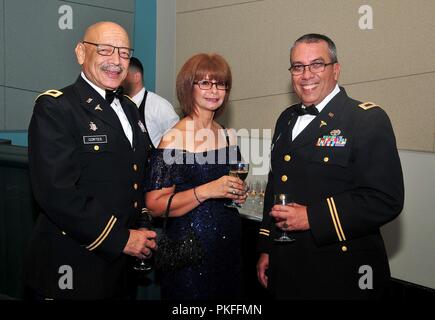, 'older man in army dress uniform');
26,22,156,299
257,34,404,299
